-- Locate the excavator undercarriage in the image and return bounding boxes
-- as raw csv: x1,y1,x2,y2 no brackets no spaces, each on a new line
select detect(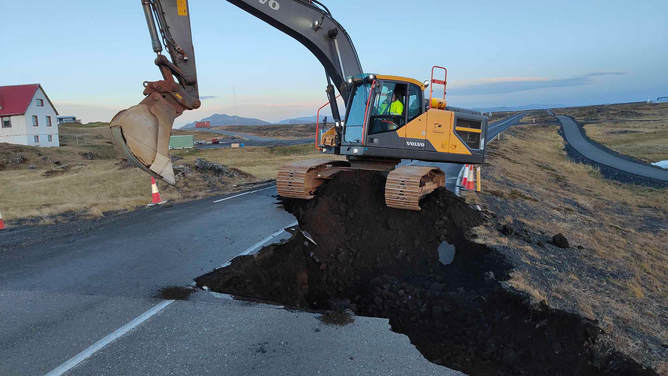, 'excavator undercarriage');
277,159,445,211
